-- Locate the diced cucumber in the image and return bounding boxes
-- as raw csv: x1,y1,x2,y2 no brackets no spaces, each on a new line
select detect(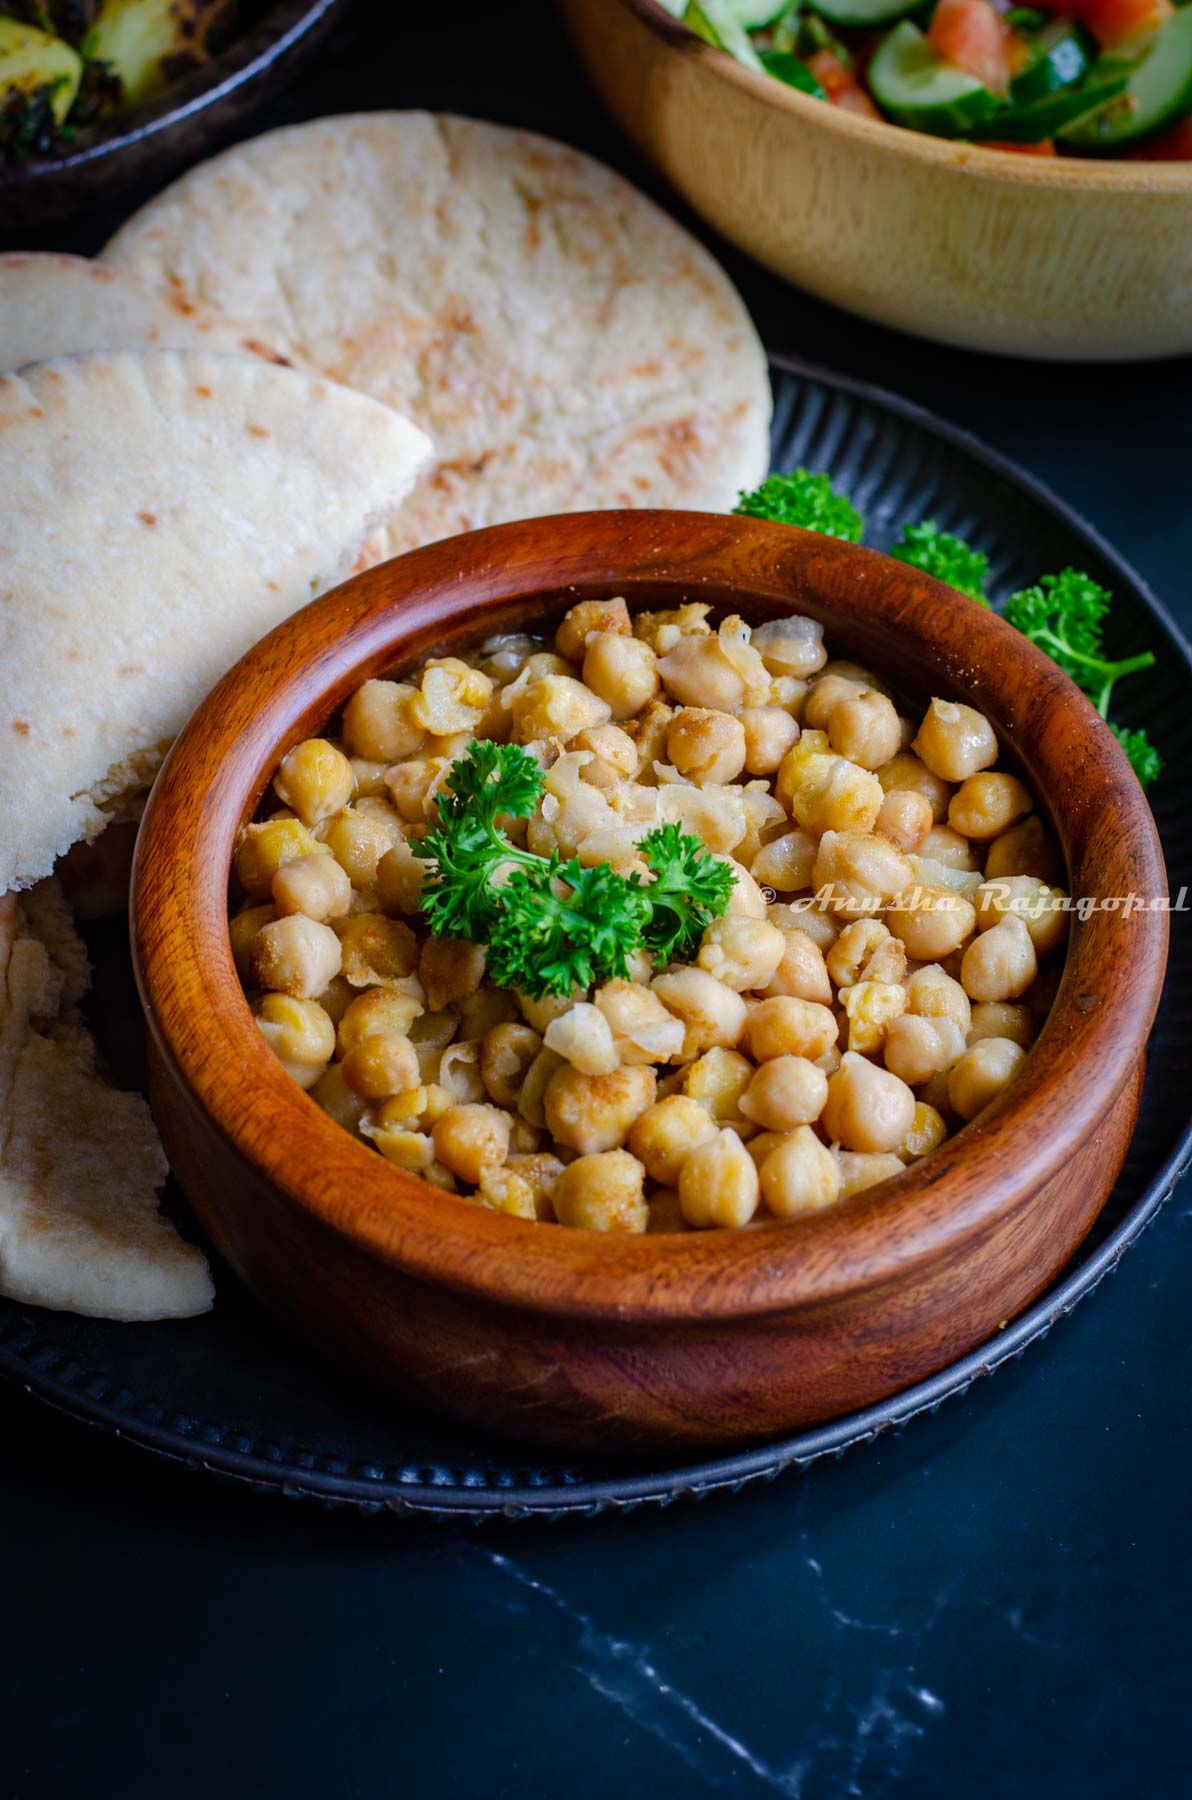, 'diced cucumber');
0,17,82,124
760,47,828,93
1010,17,1095,105
685,0,766,69
808,0,922,27
868,21,1002,135
725,0,789,25
771,5,802,52
797,13,855,63
1060,8,1192,148
974,64,1131,137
